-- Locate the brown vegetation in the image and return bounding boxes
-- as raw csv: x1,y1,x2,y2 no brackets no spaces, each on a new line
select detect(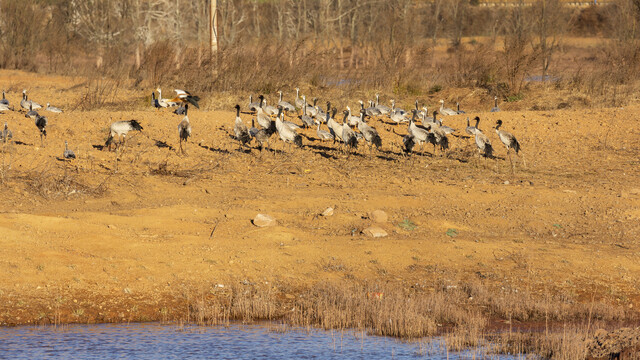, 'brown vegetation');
2,1,640,107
